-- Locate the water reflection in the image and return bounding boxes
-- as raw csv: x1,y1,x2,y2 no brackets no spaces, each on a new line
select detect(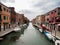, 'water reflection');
0,23,54,45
